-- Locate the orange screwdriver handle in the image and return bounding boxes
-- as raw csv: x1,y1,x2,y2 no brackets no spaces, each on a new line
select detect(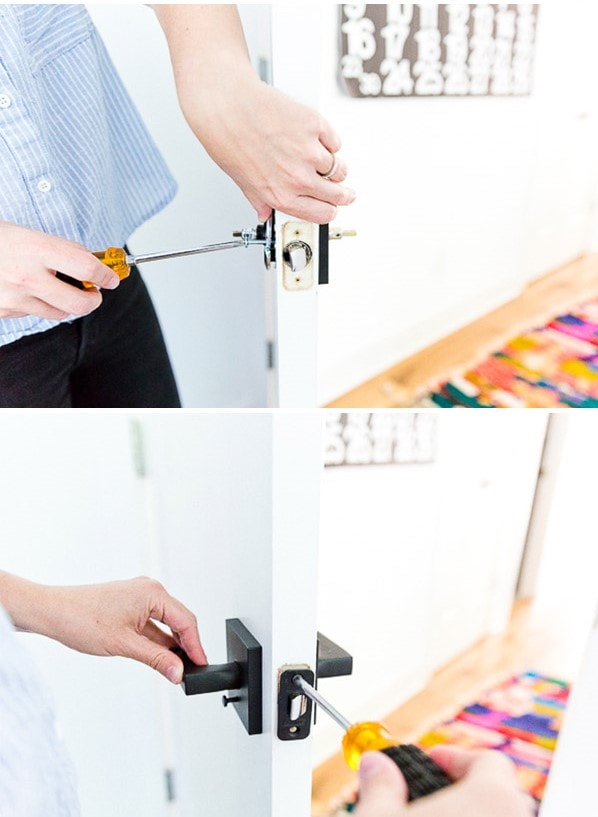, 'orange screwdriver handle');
81,247,131,290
